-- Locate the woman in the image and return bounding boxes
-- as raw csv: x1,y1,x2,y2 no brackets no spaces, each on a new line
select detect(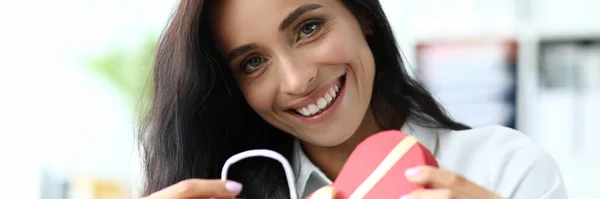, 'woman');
139,0,567,198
